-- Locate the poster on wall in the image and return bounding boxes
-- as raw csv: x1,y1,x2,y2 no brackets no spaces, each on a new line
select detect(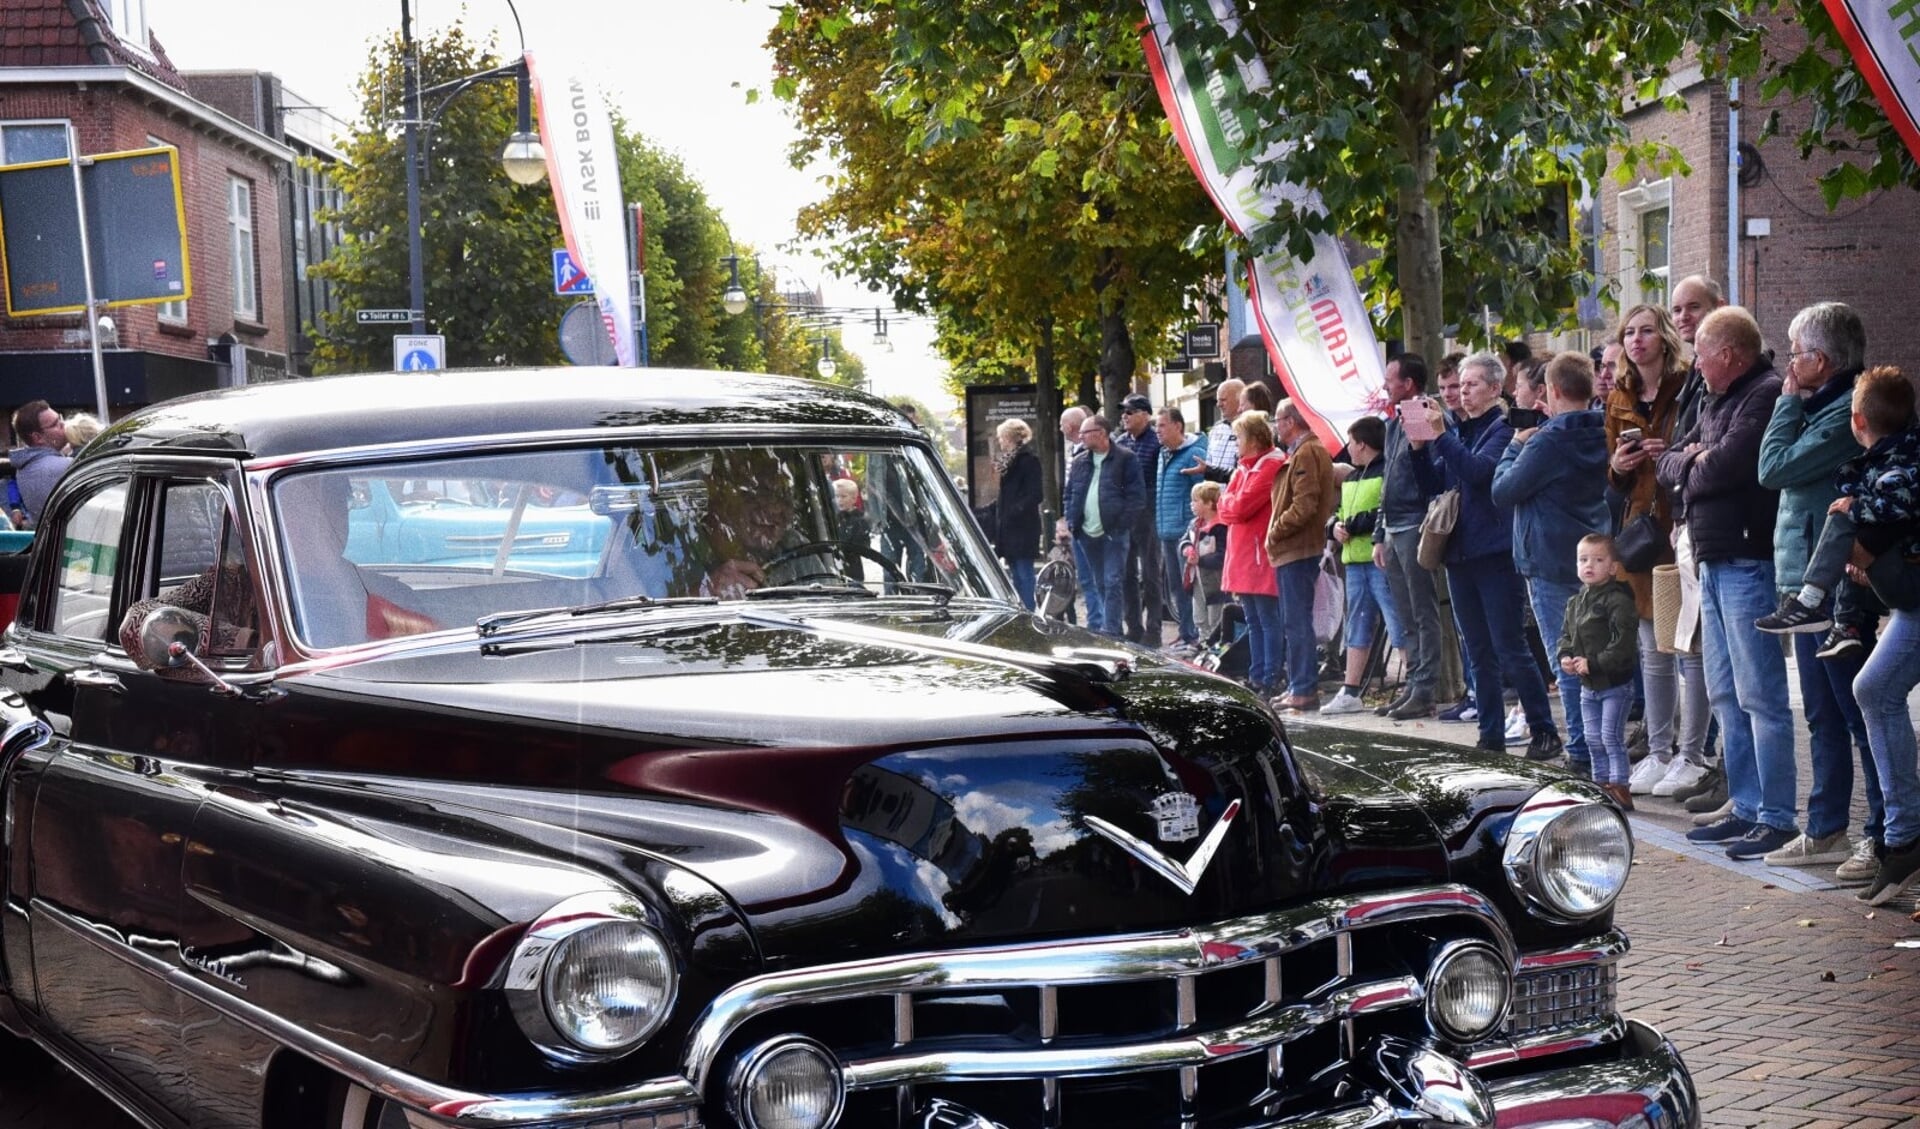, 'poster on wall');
963,384,1040,513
